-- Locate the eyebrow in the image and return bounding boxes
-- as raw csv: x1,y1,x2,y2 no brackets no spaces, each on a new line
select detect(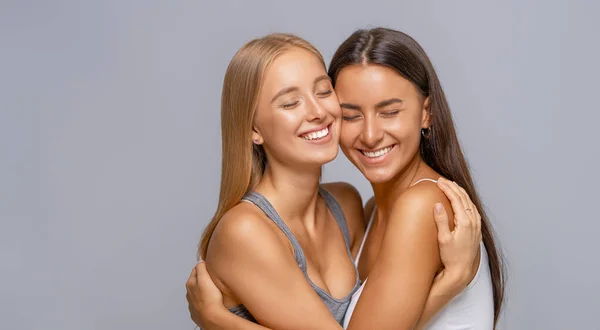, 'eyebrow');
270,75,332,104
375,98,403,109
314,74,331,85
340,98,404,111
270,86,299,104
340,103,361,110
